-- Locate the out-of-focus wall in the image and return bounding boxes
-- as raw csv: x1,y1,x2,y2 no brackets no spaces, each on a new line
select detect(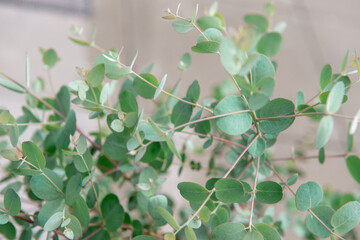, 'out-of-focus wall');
0,0,359,238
